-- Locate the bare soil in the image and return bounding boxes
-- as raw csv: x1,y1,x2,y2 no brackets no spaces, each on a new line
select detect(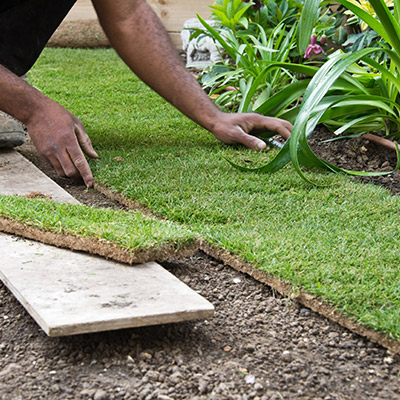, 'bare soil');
1,134,400,399
47,20,110,49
